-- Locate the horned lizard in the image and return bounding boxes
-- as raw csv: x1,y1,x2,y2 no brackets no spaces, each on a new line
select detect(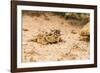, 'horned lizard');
31,29,62,45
